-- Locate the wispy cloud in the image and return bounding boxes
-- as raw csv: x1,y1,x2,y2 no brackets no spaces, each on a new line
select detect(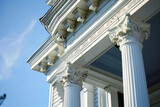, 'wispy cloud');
0,20,37,80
